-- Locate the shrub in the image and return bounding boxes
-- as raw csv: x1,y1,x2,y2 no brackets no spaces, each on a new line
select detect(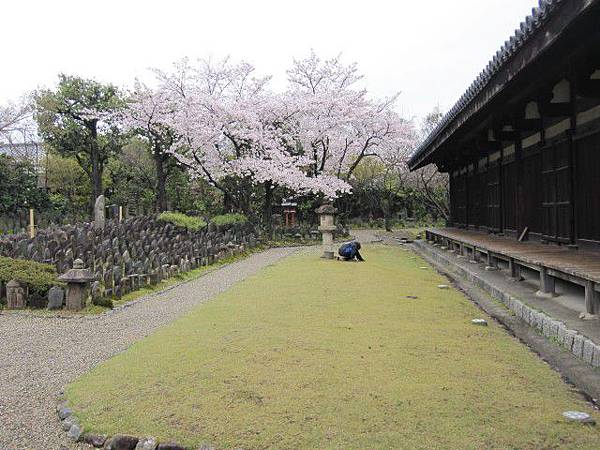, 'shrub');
210,213,248,227
0,256,61,301
158,211,207,231
92,296,113,308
